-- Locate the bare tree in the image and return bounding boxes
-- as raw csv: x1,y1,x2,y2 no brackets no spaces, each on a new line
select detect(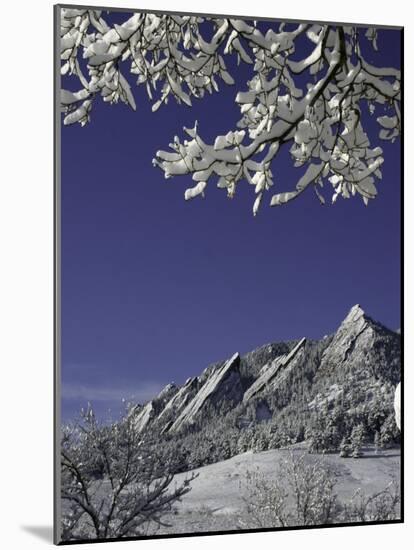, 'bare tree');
239,466,289,528
239,451,338,528
60,9,401,215
61,406,196,541
239,451,400,528
285,452,338,525
342,480,400,522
